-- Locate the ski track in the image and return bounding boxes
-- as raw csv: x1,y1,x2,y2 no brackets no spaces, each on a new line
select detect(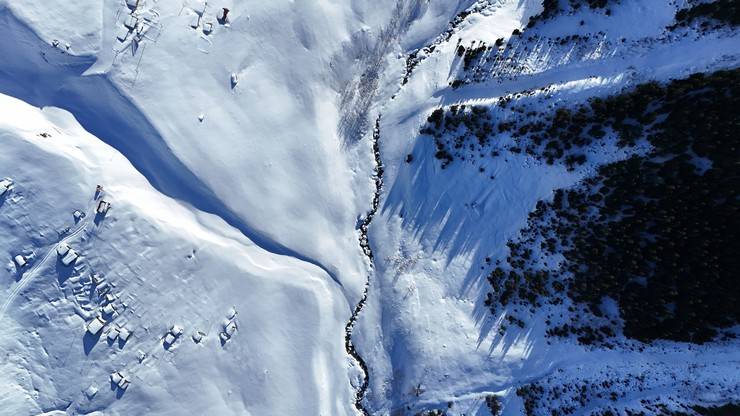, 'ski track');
0,195,98,319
